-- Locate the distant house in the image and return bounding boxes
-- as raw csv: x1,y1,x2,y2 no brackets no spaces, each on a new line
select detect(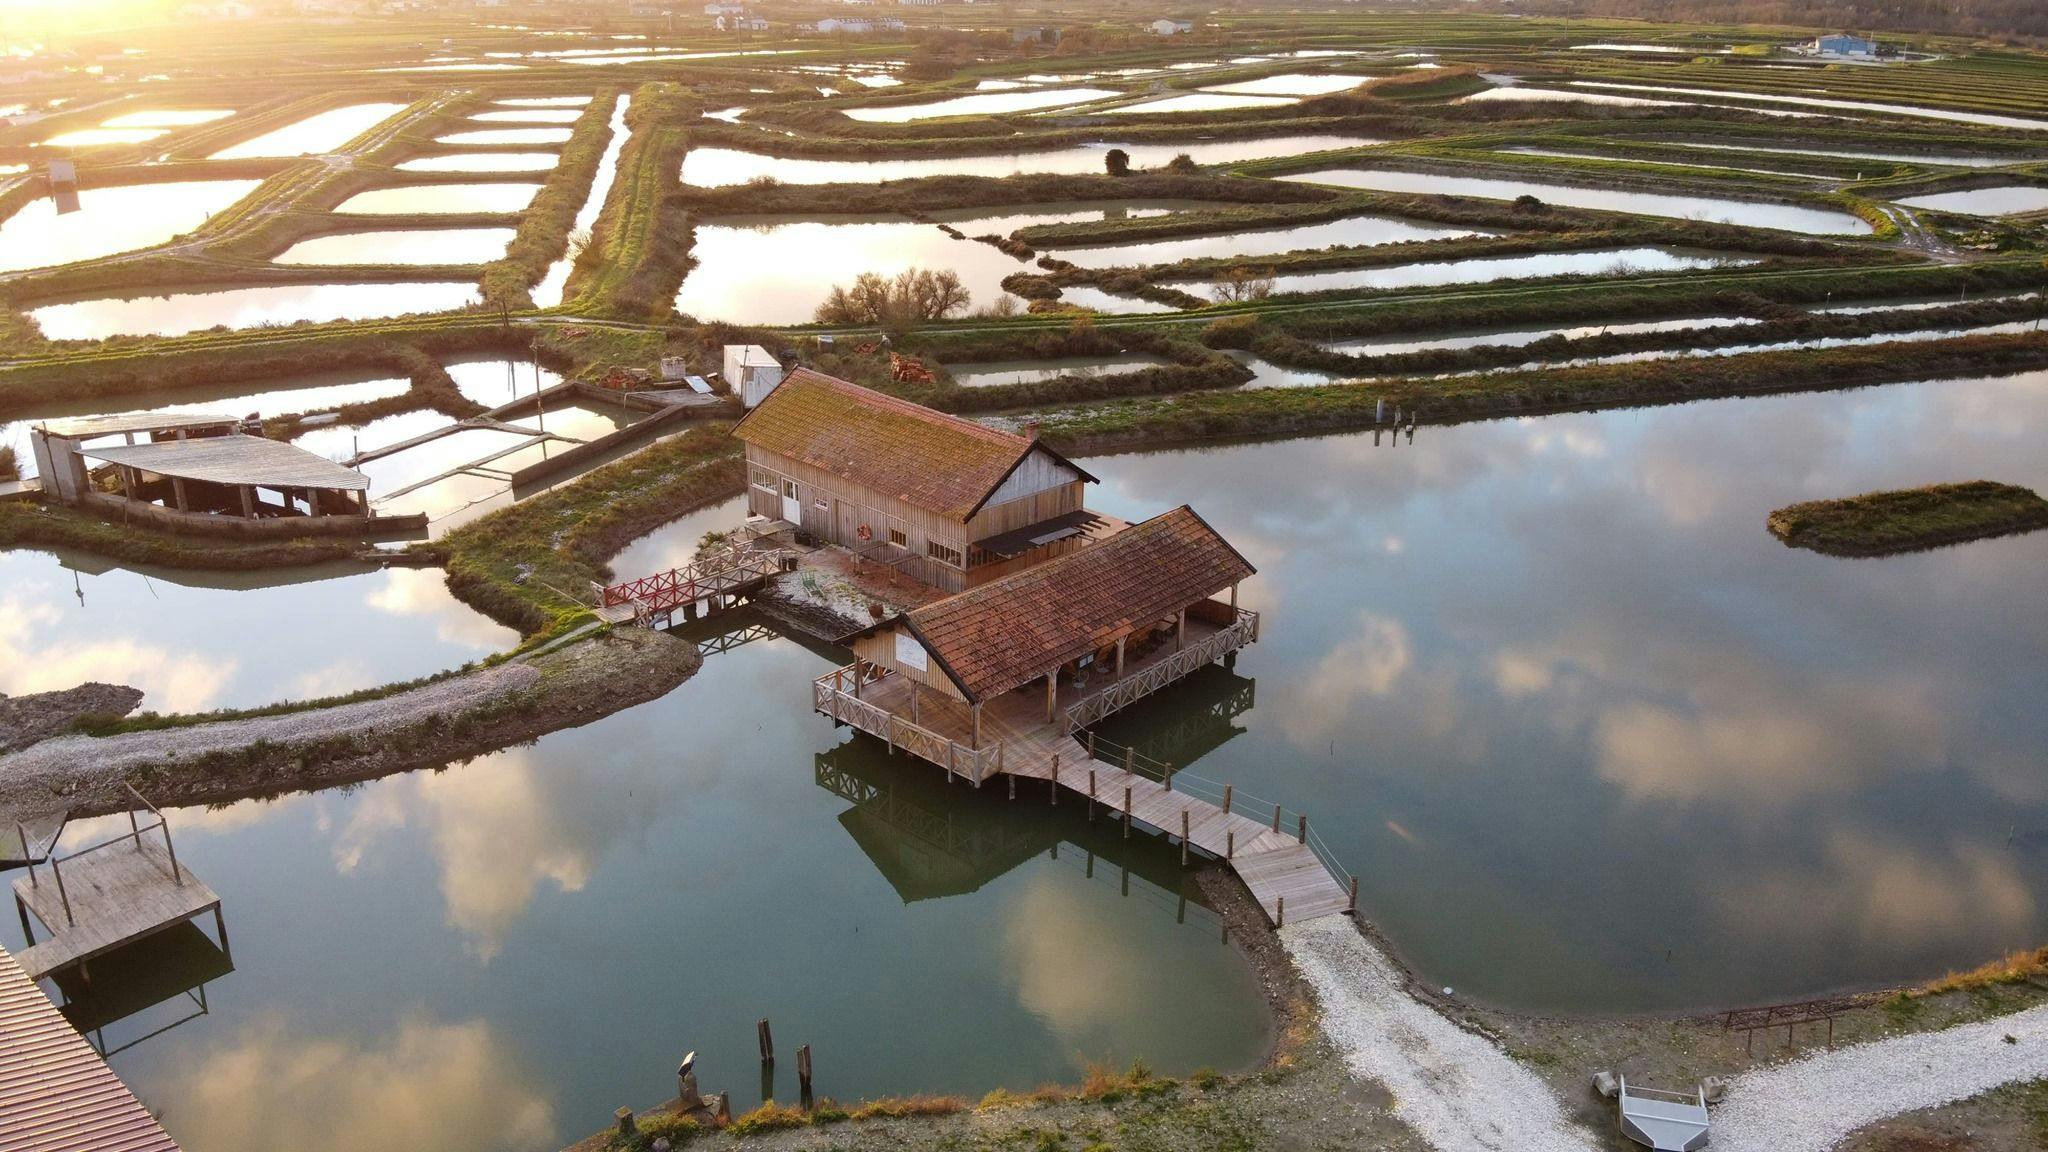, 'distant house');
732,369,1109,591
705,1,746,14
813,17,873,33
1811,33,1877,58
1148,18,1194,35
